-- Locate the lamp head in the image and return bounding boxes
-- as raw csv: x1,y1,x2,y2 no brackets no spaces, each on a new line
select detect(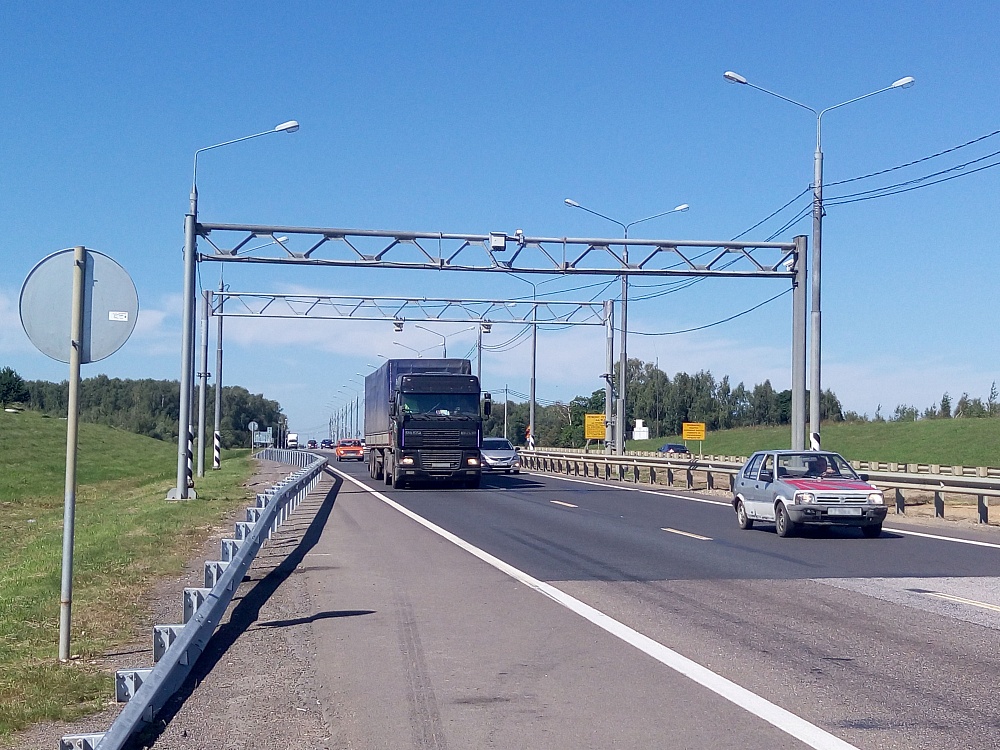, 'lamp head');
564,198,580,207
275,120,300,133
673,204,690,212
891,76,915,89
723,71,748,85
